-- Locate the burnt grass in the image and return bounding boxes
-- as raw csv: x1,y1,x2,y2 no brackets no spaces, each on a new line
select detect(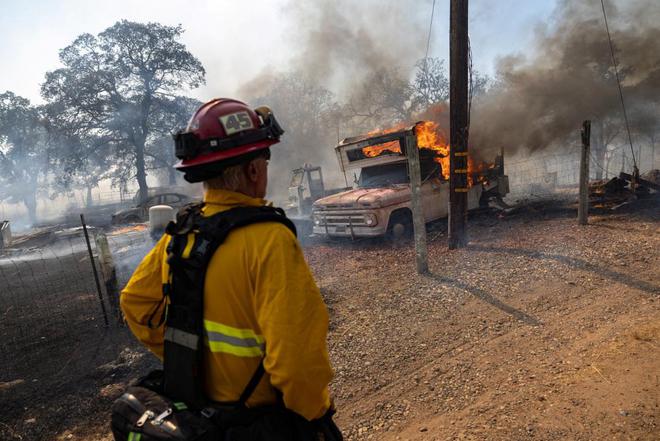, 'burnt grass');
0,196,658,440
0,245,160,441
